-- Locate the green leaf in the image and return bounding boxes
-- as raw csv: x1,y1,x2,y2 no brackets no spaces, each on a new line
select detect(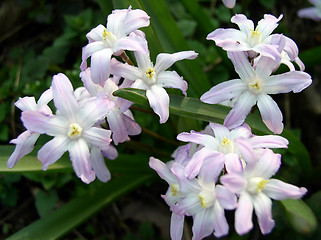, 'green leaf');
35,189,59,218
280,199,317,234
7,174,153,240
